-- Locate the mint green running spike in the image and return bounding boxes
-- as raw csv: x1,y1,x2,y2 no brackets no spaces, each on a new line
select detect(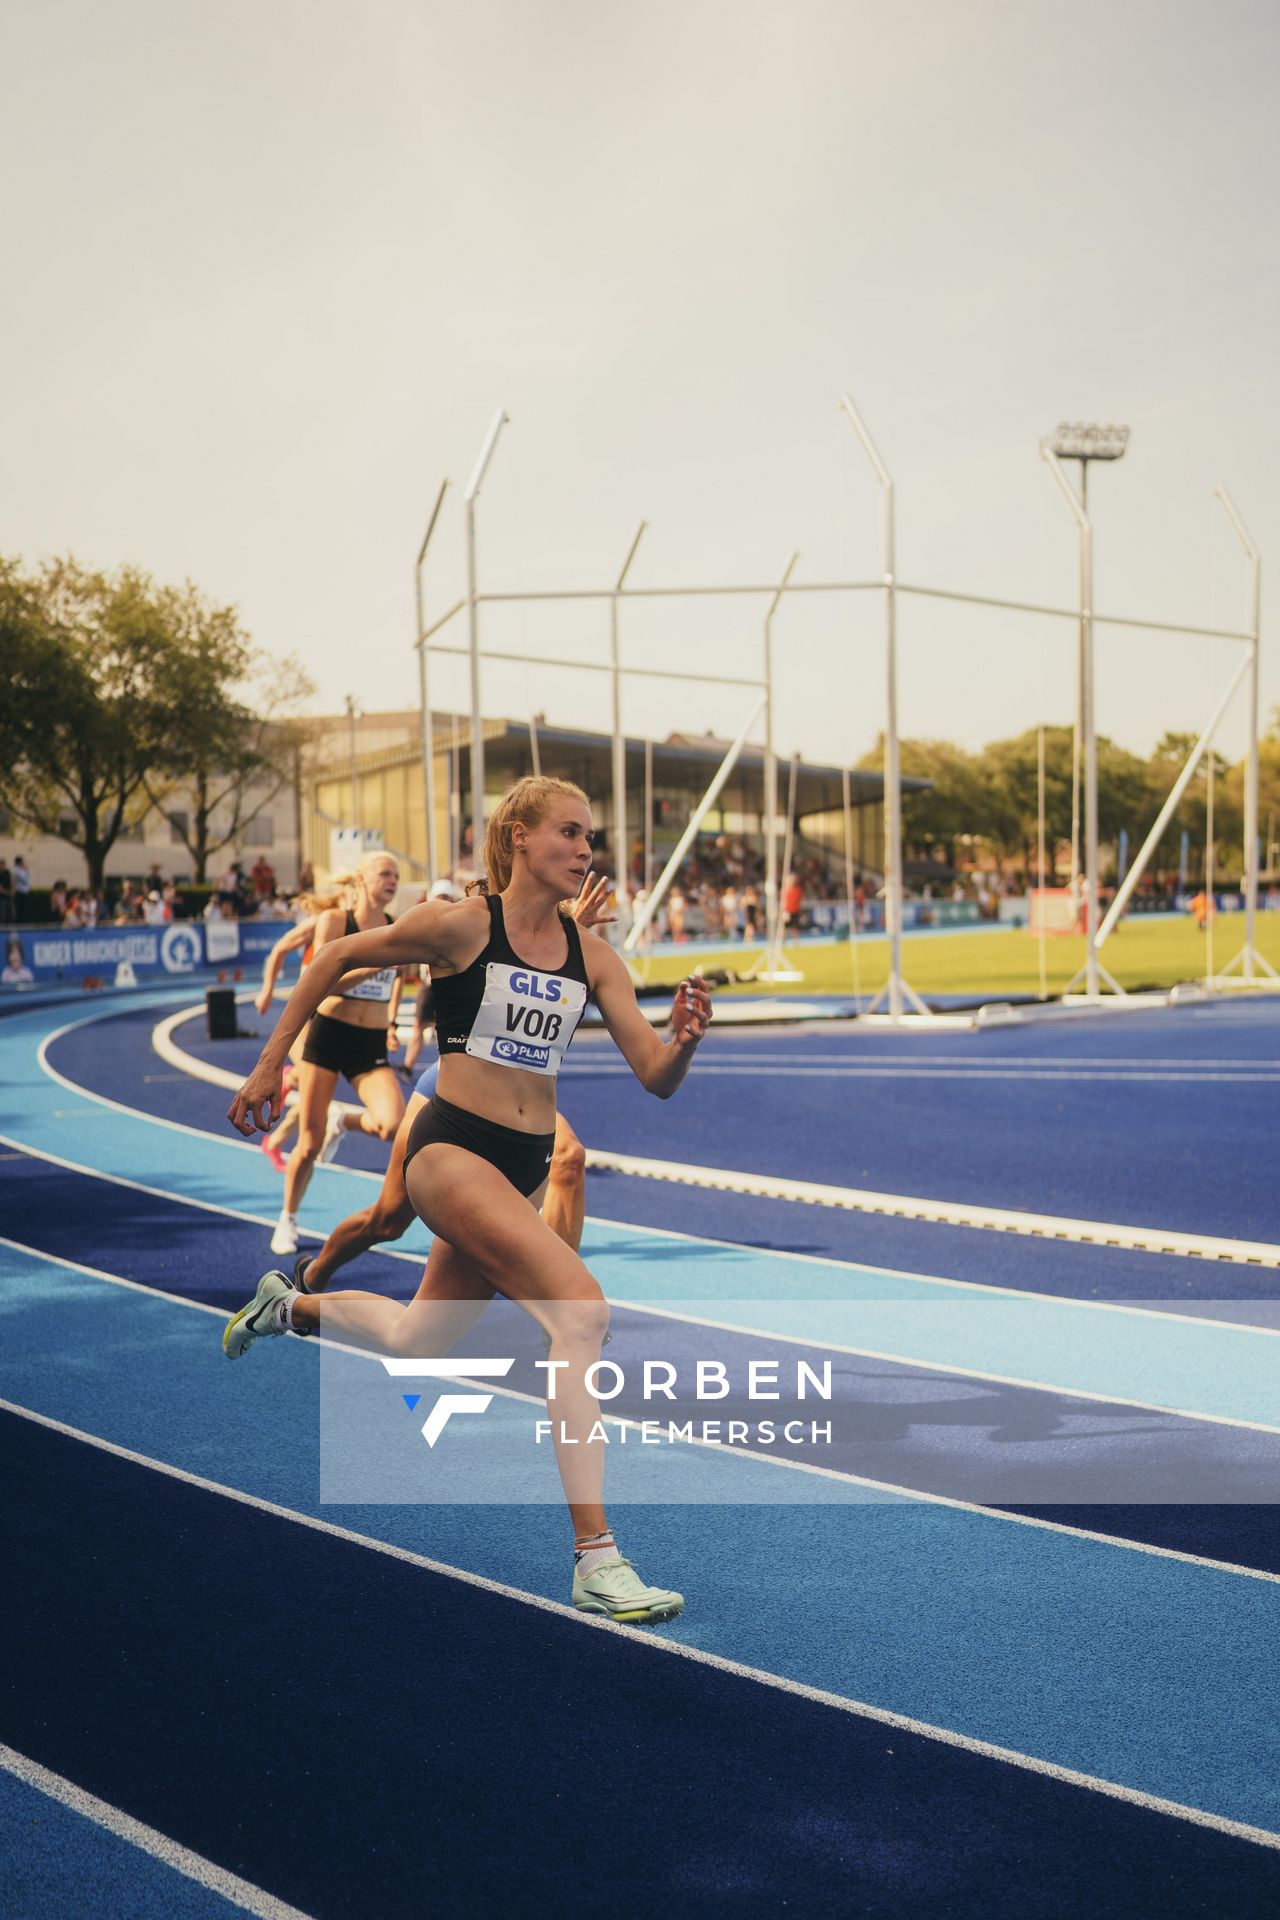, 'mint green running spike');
572,1557,684,1625
223,1269,294,1359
